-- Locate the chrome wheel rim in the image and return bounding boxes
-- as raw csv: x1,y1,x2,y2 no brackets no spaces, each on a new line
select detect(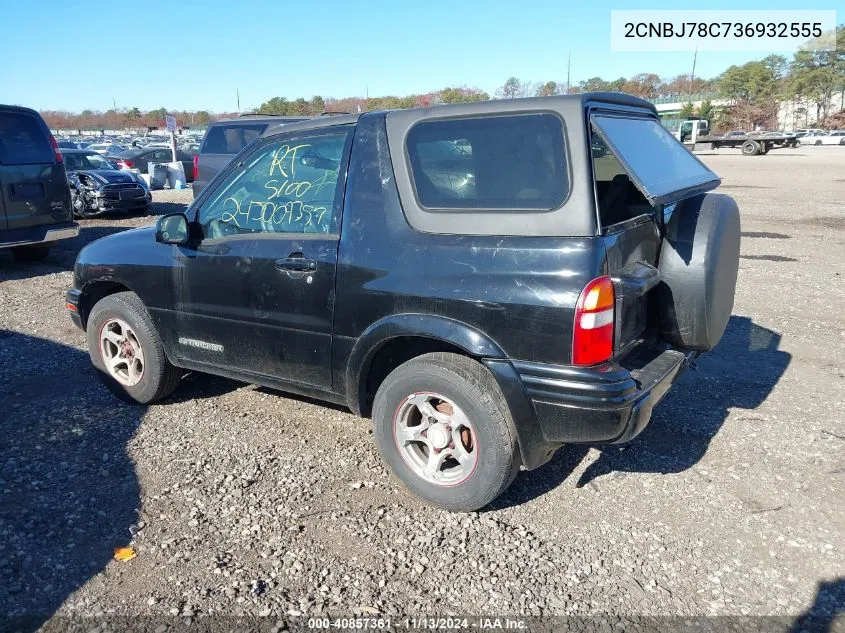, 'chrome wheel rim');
99,318,144,386
393,393,478,486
